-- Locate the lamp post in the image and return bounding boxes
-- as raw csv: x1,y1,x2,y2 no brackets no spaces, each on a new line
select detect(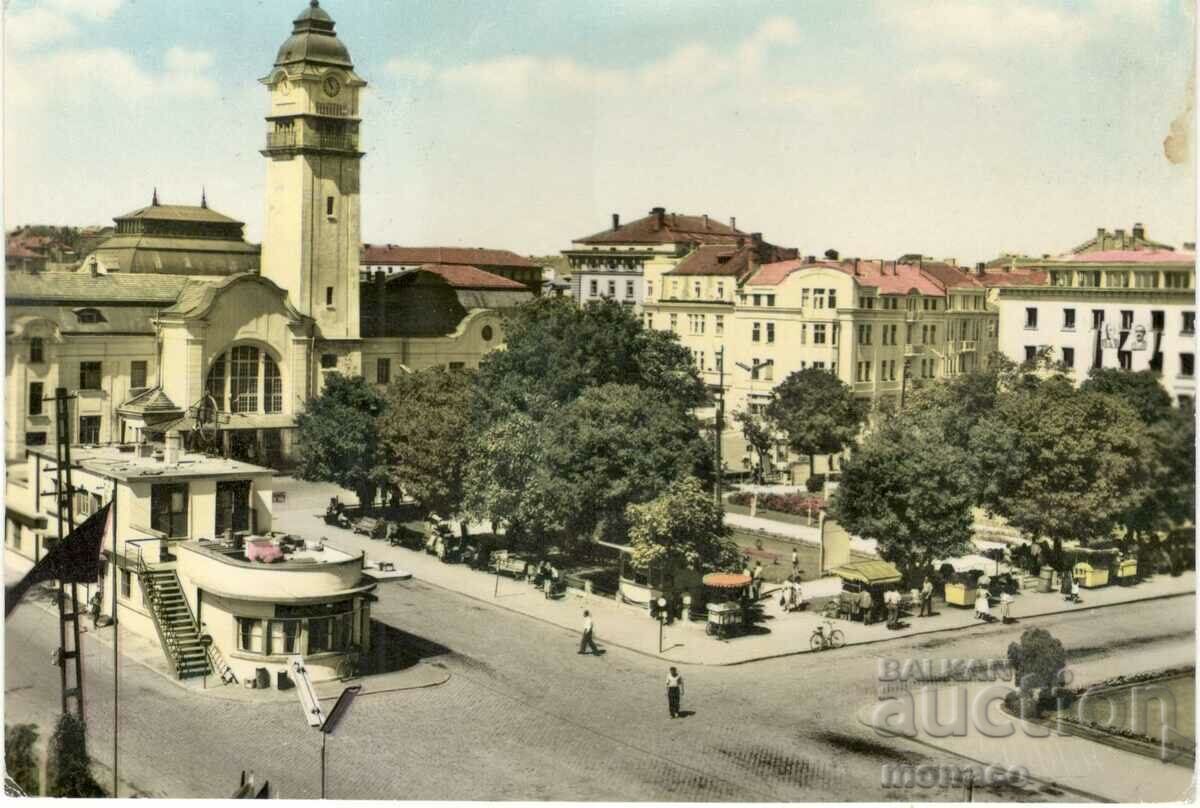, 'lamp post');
899,358,912,410
657,597,667,653
290,655,361,800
